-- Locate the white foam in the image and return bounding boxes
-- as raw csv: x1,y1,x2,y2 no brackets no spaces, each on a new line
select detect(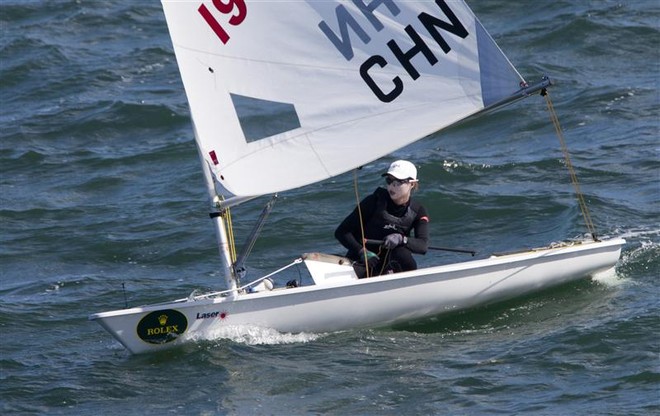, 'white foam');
616,228,660,240
591,266,625,287
620,235,658,263
191,325,324,346
592,231,658,287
